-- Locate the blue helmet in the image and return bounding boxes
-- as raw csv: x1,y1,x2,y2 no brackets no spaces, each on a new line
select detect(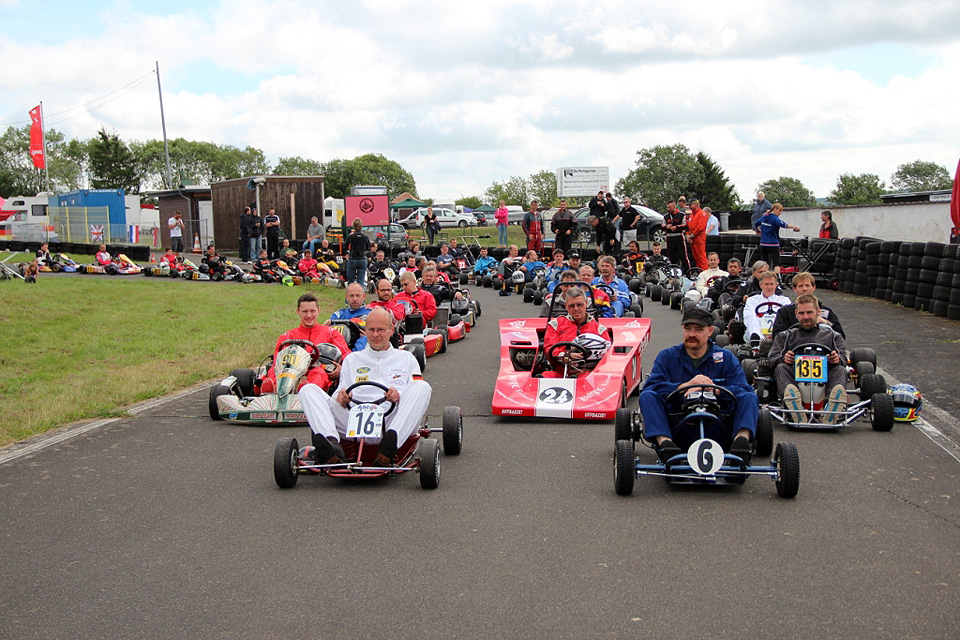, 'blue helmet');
889,383,922,422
